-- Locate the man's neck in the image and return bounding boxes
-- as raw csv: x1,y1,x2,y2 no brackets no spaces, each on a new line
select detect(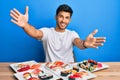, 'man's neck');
55,27,65,32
